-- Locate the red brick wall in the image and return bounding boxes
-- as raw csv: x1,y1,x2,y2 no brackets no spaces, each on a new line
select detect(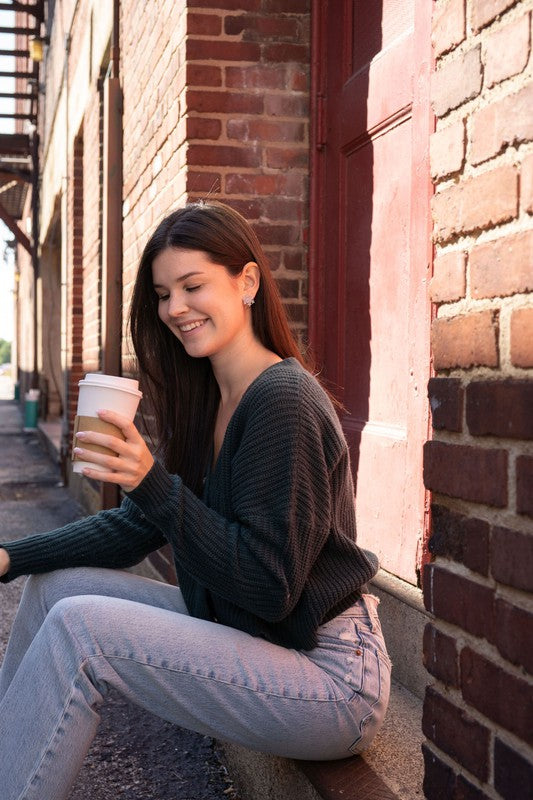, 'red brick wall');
121,0,310,361
82,88,103,374
184,2,310,337
66,132,84,443
423,1,533,797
